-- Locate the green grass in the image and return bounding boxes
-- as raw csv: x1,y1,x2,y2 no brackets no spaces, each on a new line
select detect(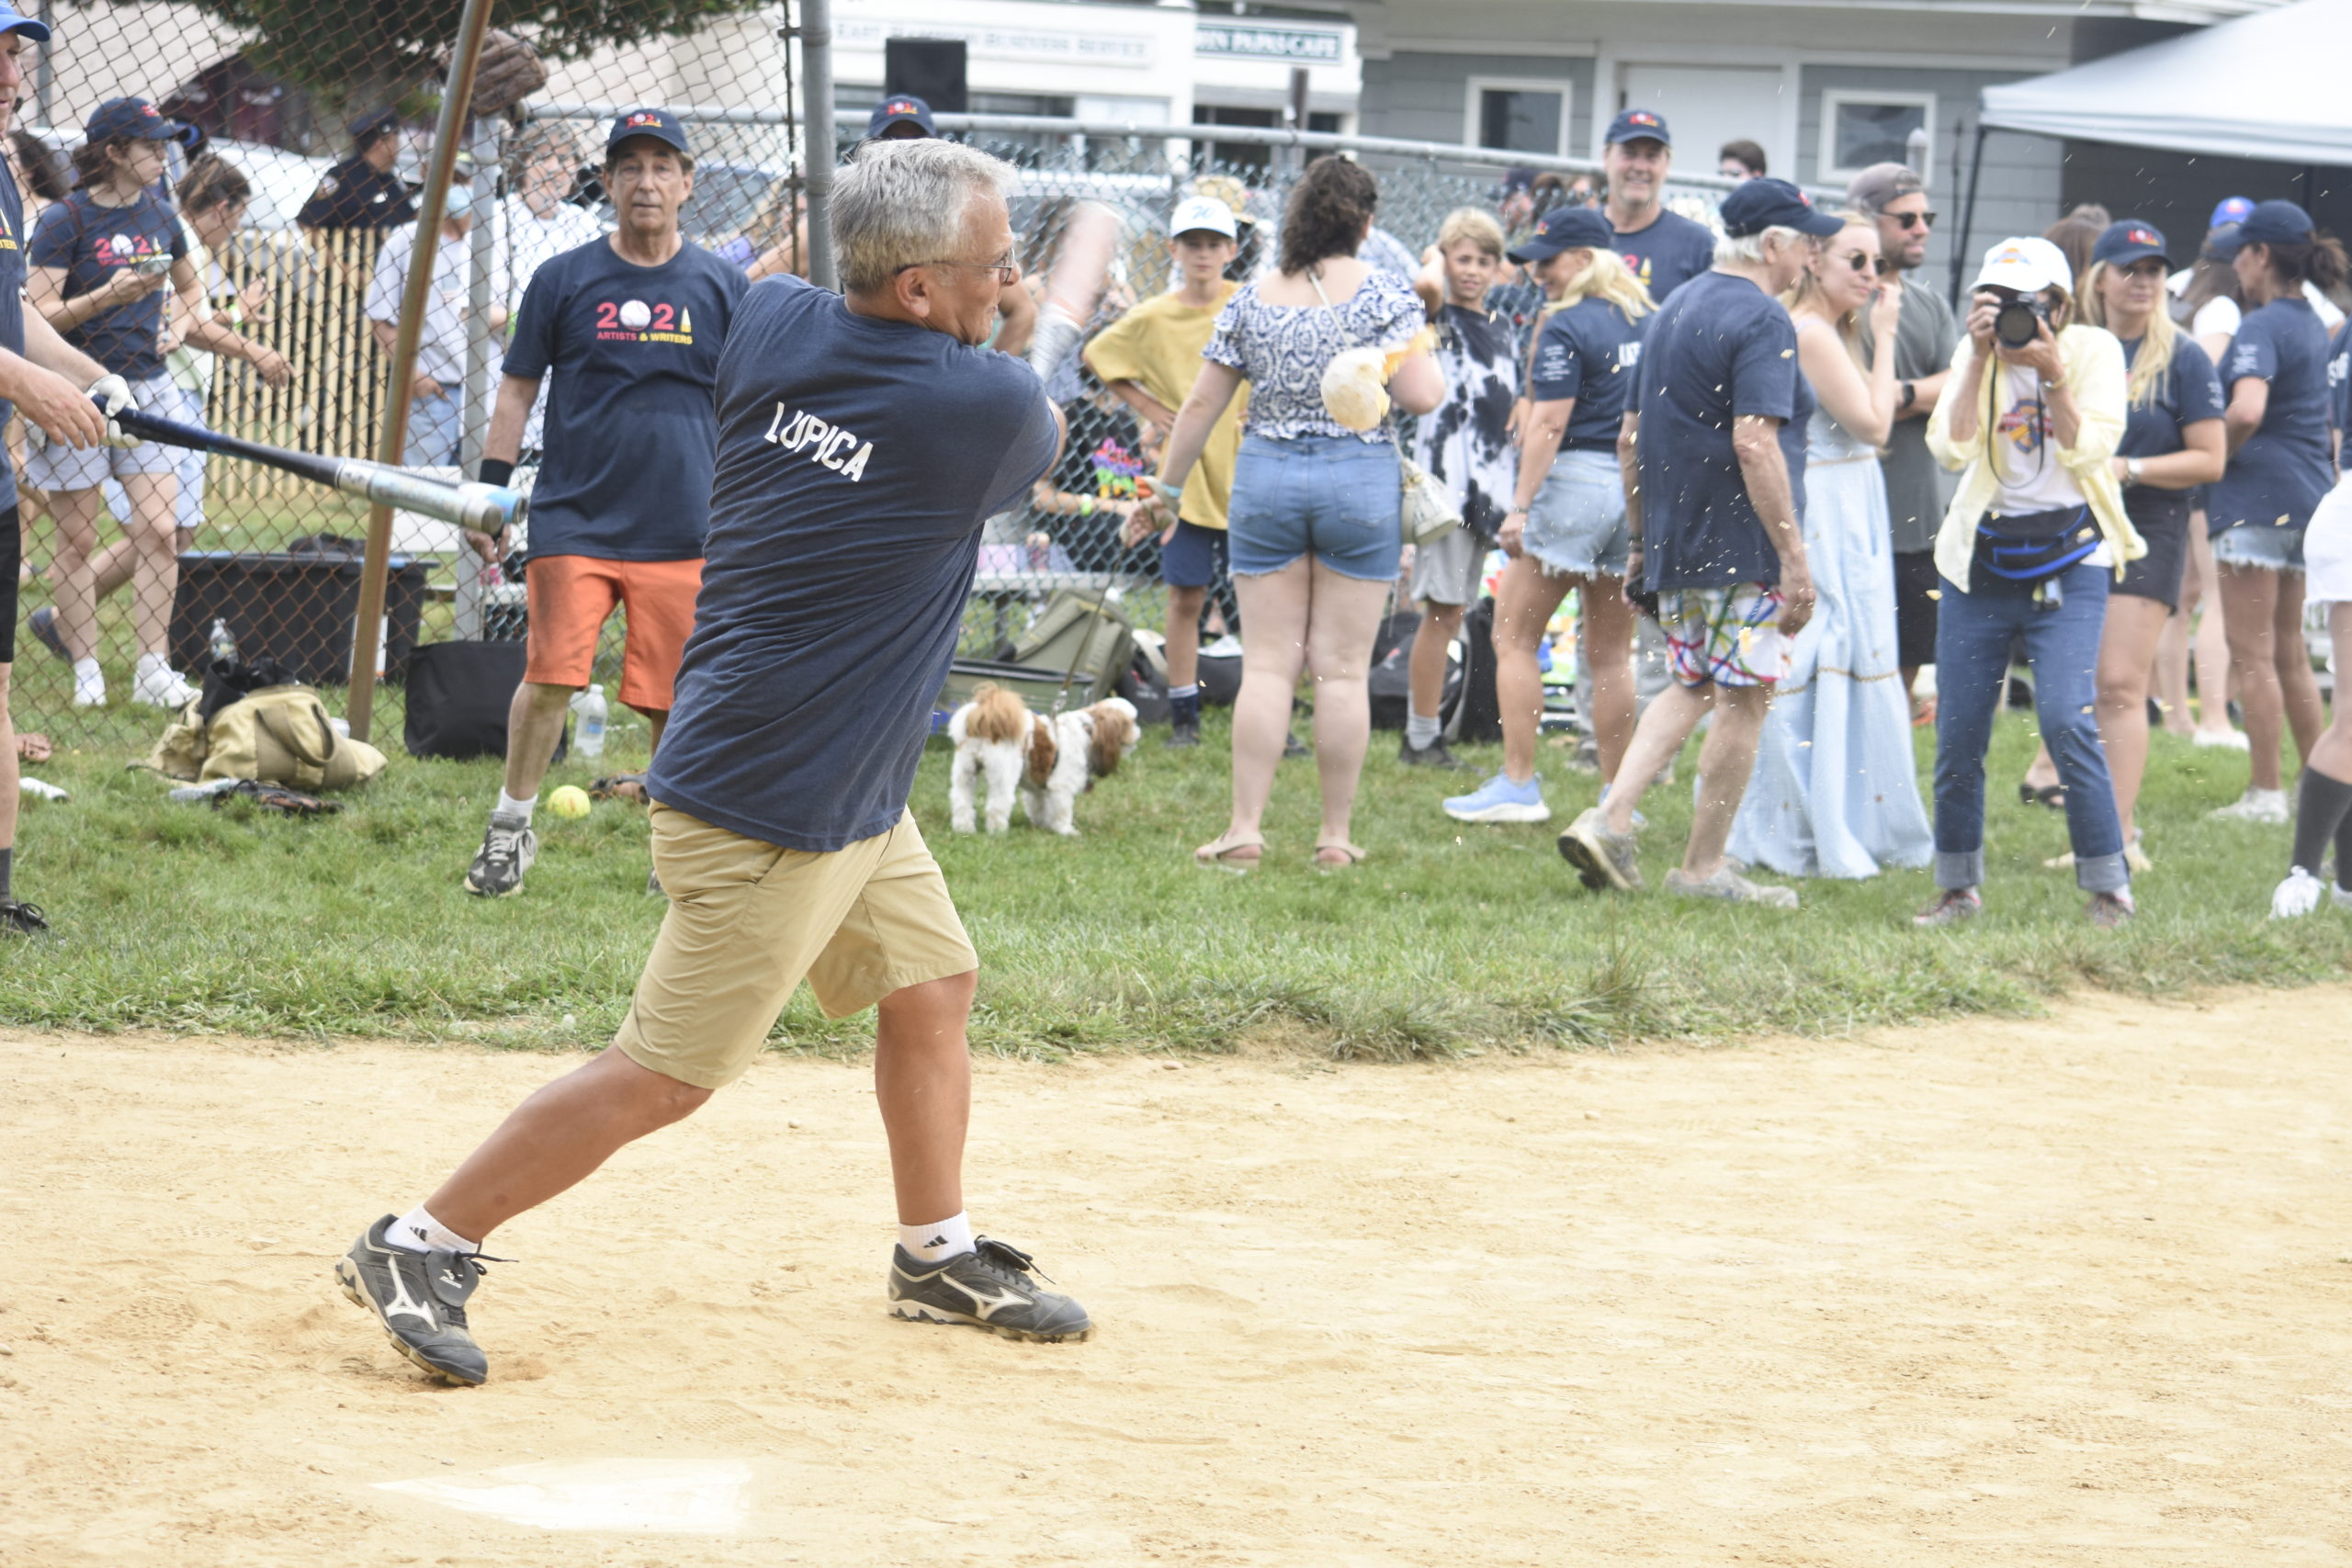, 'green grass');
5,704,2346,1059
